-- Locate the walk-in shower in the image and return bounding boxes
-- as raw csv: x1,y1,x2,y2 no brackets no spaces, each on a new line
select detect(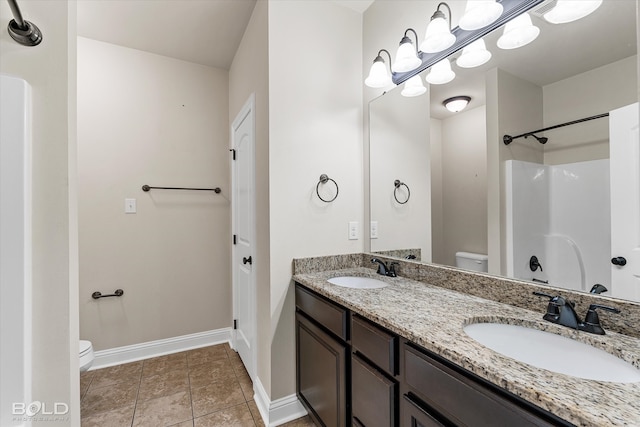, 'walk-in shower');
6,0,42,46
